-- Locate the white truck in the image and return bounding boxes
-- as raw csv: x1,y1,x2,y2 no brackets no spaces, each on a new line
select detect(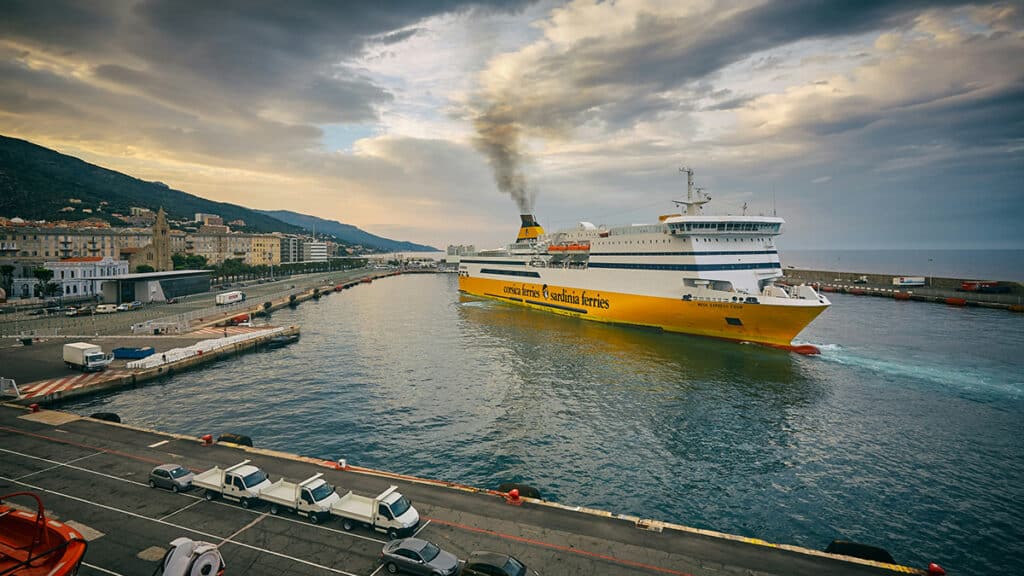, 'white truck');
892,276,926,287
192,460,272,508
215,290,246,305
62,342,114,372
260,473,340,524
331,485,420,539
